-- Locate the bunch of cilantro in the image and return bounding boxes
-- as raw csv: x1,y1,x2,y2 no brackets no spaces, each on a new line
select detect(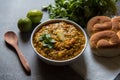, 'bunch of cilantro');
47,0,120,28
